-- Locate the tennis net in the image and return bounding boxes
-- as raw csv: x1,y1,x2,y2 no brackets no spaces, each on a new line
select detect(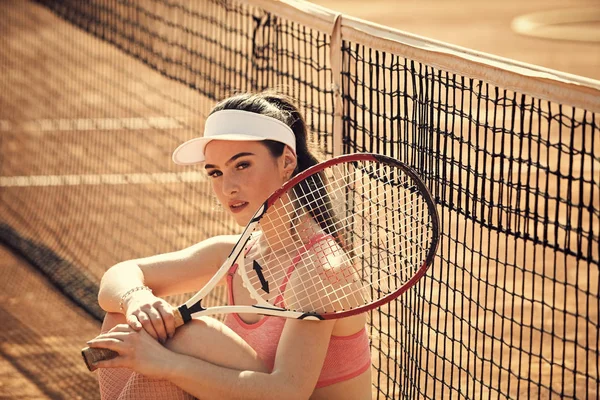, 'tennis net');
0,0,598,399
